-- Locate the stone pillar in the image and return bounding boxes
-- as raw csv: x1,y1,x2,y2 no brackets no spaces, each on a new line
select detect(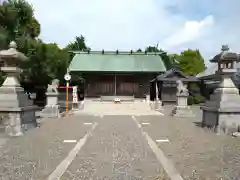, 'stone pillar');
171,80,194,117
0,41,39,136
40,79,60,118
155,81,162,110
